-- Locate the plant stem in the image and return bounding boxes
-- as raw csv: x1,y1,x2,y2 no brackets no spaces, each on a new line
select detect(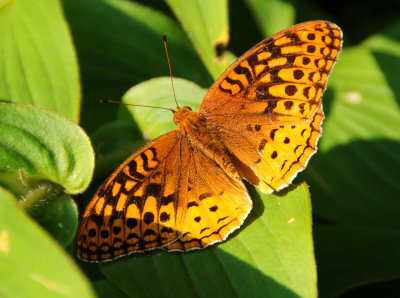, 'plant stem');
18,182,64,220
